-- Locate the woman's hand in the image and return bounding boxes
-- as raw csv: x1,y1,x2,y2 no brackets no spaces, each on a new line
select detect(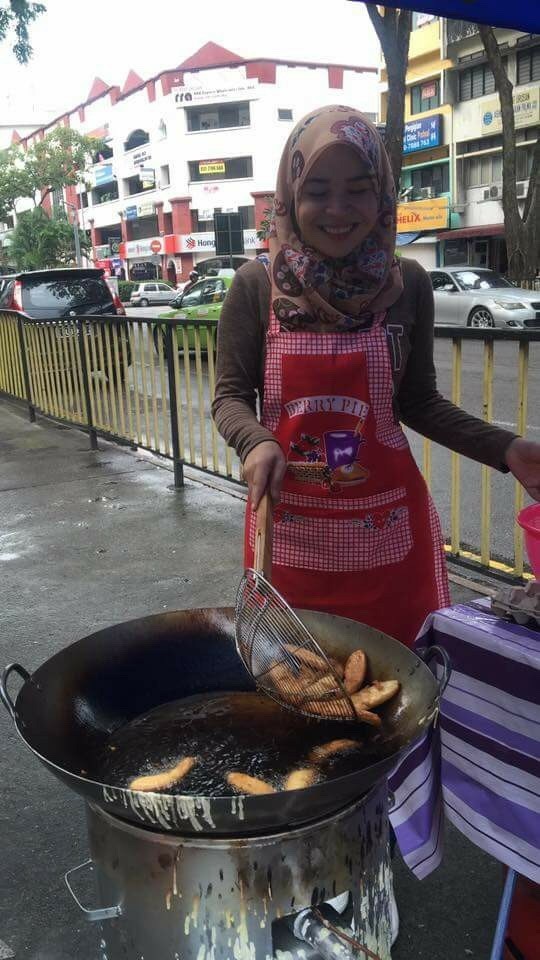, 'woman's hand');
505,438,540,502
243,441,287,509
